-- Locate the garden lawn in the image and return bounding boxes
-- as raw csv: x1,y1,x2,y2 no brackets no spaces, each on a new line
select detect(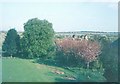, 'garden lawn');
2,57,76,82
2,57,106,82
